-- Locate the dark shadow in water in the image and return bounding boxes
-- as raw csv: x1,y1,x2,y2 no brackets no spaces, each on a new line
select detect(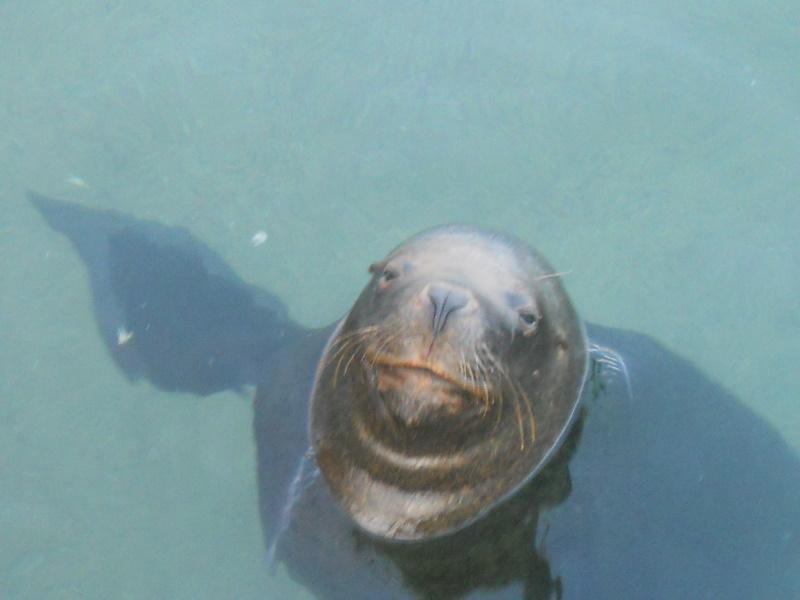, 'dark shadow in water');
32,193,799,599
29,192,300,395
